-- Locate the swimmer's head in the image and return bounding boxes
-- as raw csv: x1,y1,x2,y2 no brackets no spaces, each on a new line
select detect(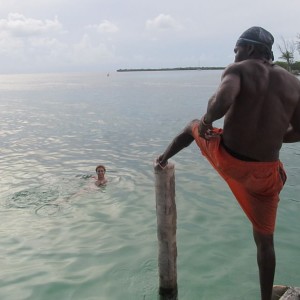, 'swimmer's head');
96,165,106,173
